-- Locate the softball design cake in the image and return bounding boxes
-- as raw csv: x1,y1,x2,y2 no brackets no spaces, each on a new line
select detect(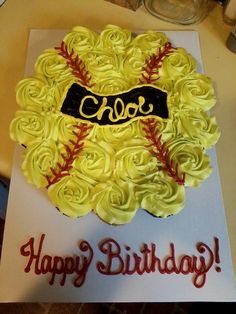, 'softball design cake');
10,25,220,224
